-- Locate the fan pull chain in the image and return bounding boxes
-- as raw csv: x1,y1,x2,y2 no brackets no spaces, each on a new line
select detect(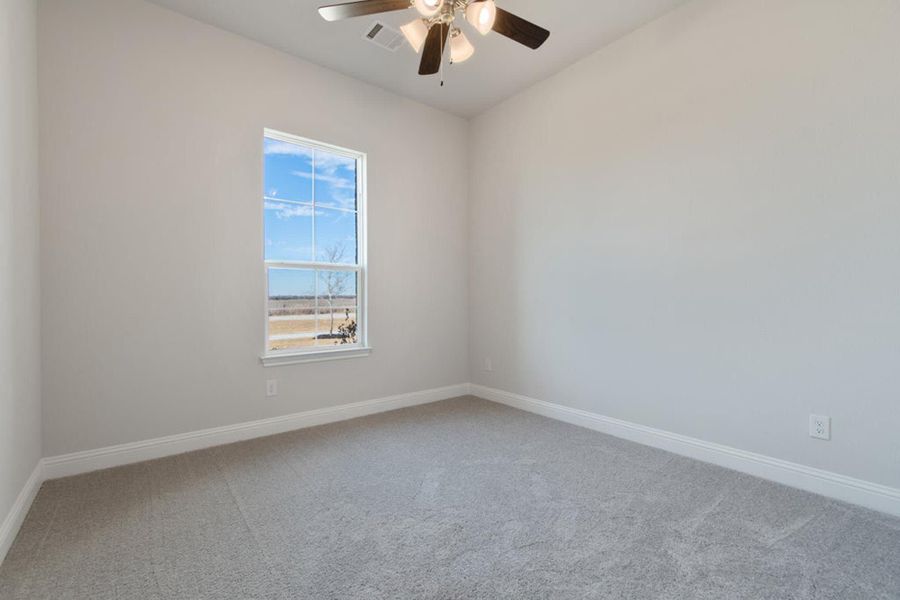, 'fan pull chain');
440,26,444,87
